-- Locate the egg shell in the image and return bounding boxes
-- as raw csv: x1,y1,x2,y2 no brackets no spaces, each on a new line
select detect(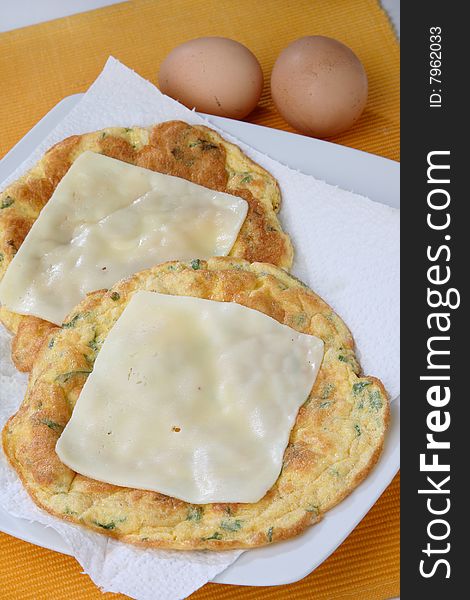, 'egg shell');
158,37,263,119
271,36,368,137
